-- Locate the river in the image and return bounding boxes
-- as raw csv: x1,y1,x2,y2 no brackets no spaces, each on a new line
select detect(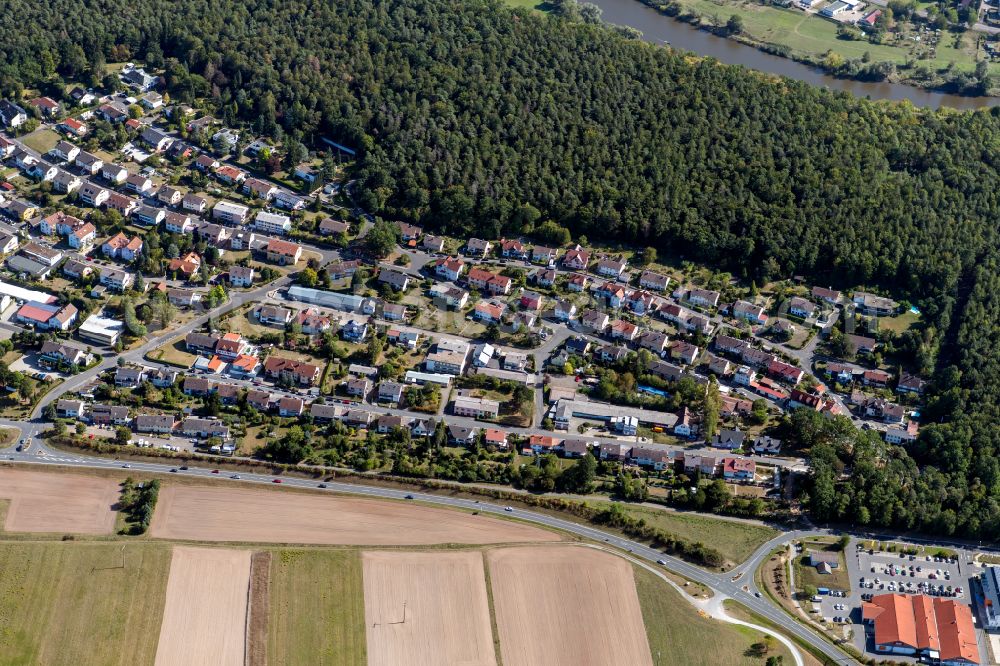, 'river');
589,0,1000,109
